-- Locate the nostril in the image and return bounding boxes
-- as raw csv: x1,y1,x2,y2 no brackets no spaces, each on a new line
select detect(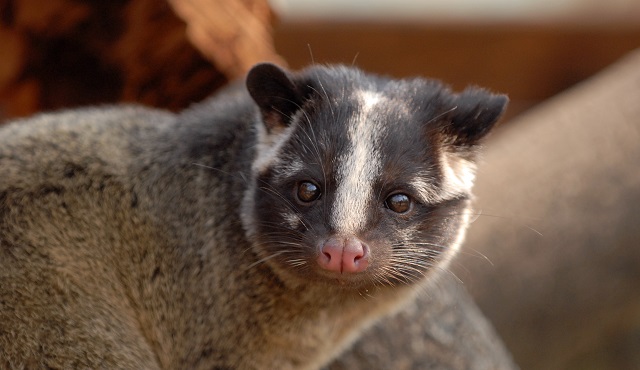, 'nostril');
342,240,369,273
318,238,344,272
